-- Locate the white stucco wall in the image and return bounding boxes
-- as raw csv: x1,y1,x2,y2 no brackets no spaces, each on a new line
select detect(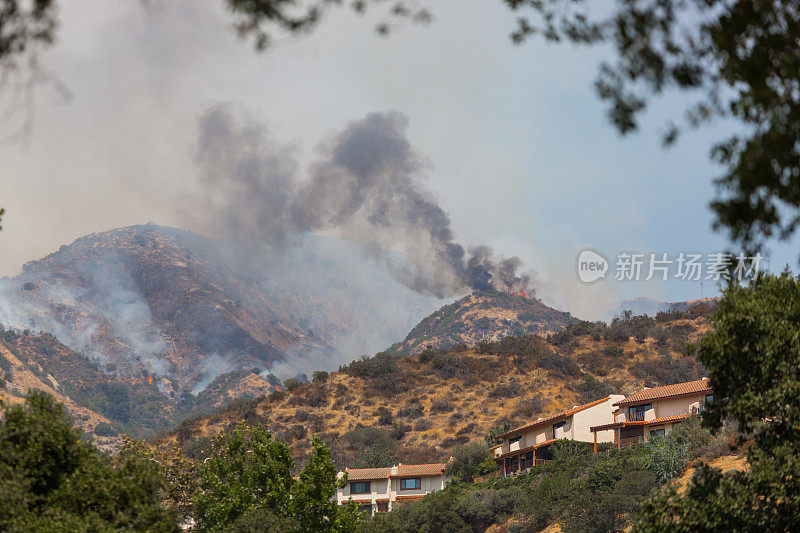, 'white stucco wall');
653,393,707,418
335,473,448,514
